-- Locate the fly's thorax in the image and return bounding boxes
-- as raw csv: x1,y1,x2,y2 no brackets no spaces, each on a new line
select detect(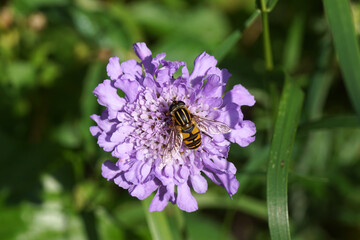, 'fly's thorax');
171,106,192,127
169,100,186,113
